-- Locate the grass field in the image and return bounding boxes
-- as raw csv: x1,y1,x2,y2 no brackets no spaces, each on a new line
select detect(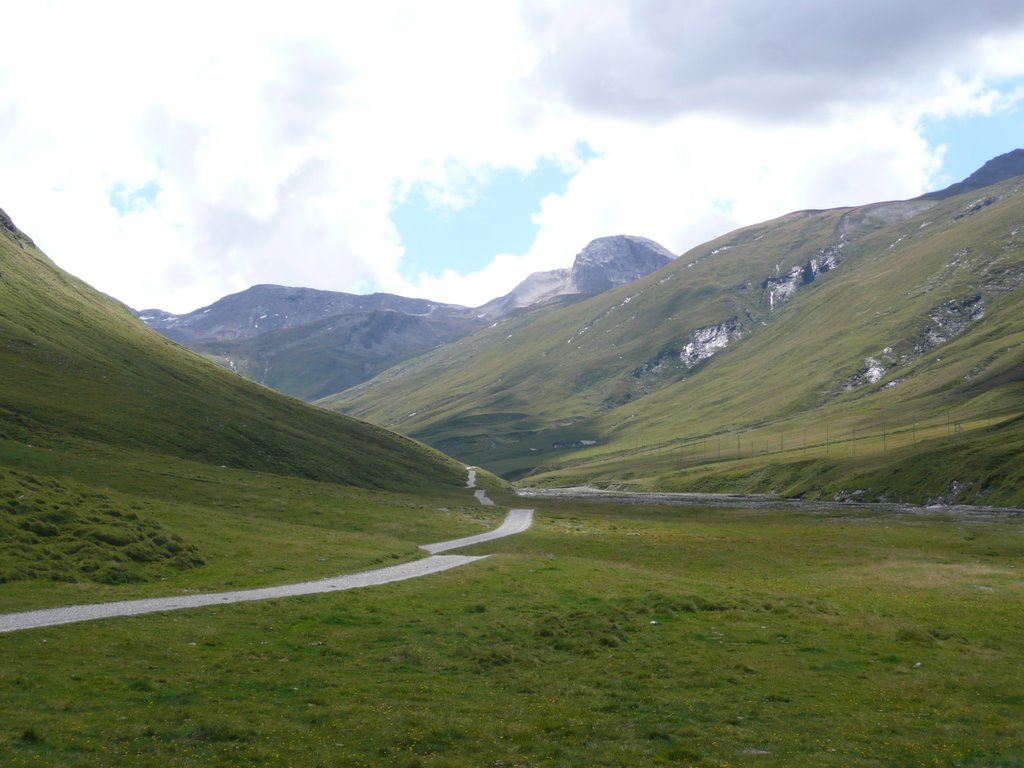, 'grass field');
3,492,1021,767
